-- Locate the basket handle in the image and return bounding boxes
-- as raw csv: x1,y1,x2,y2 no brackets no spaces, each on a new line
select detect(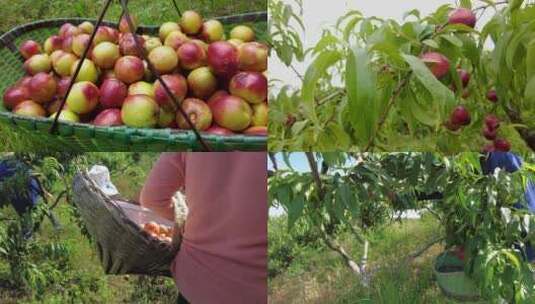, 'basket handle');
170,0,182,17
49,0,114,135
